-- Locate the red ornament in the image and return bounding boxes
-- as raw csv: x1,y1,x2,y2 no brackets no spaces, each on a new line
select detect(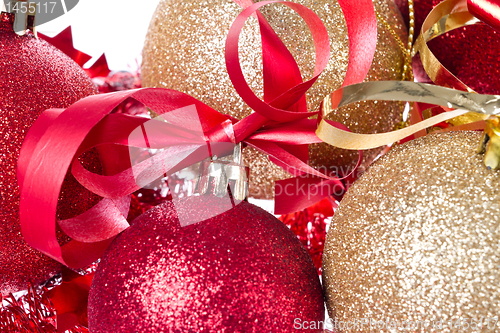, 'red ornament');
280,197,335,275
88,197,324,332
427,25,500,94
397,0,500,93
0,13,98,296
